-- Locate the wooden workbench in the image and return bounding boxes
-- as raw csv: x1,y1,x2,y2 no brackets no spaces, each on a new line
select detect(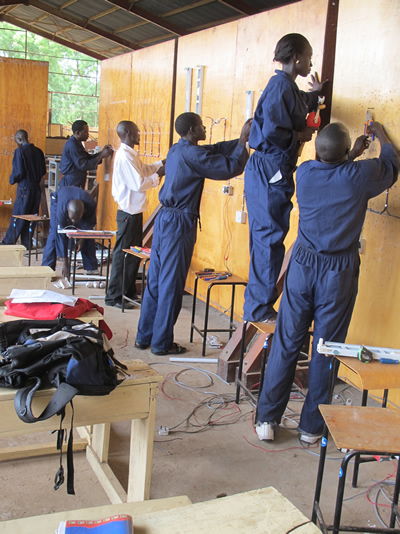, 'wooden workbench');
0,266,55,303
0,360,163,504
0,487,320,533
0,306,103,326
0,245,26,267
